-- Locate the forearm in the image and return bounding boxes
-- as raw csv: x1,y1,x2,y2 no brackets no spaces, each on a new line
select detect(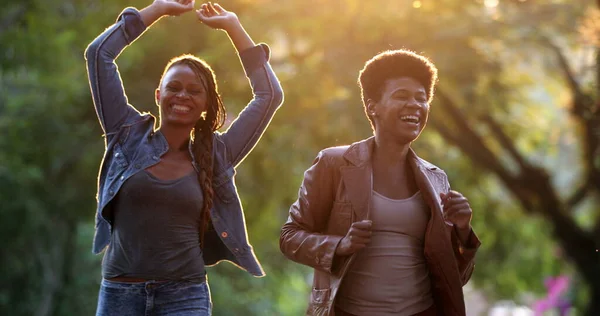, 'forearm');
221,44,283,166
450,225,481,285
139,3,166,27
456,225,472,245
225,20,256,53
279,153,337,271
280,223,342,273
85,8,146,133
